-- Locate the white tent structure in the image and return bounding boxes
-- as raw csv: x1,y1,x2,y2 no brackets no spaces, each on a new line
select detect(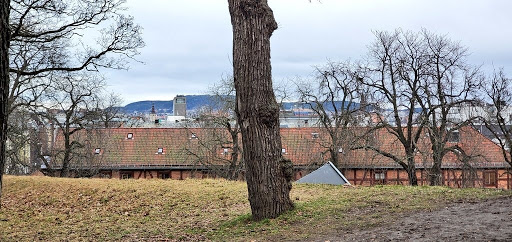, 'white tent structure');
296,161,351,185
